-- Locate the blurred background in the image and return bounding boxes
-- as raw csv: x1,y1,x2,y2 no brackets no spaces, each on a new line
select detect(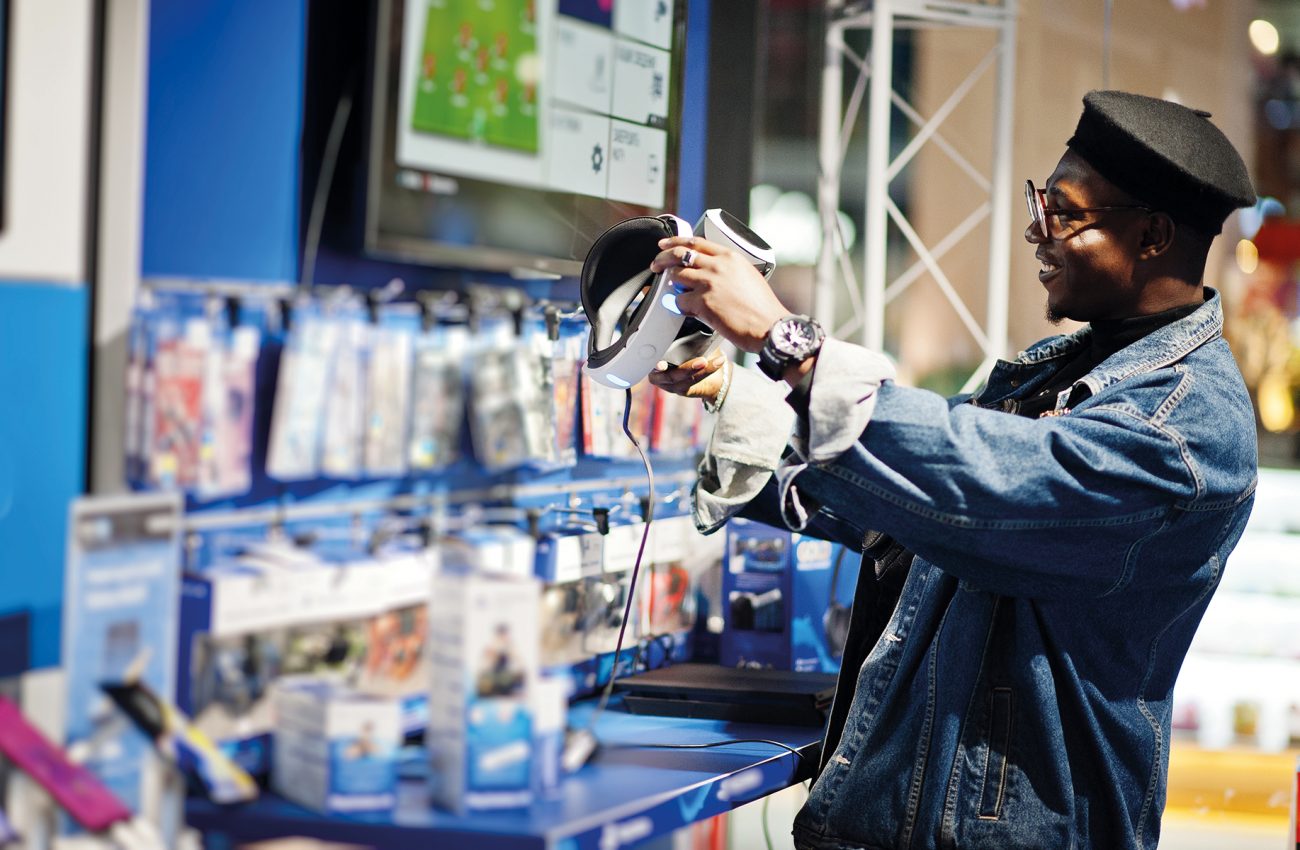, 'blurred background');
0,1,1296,848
